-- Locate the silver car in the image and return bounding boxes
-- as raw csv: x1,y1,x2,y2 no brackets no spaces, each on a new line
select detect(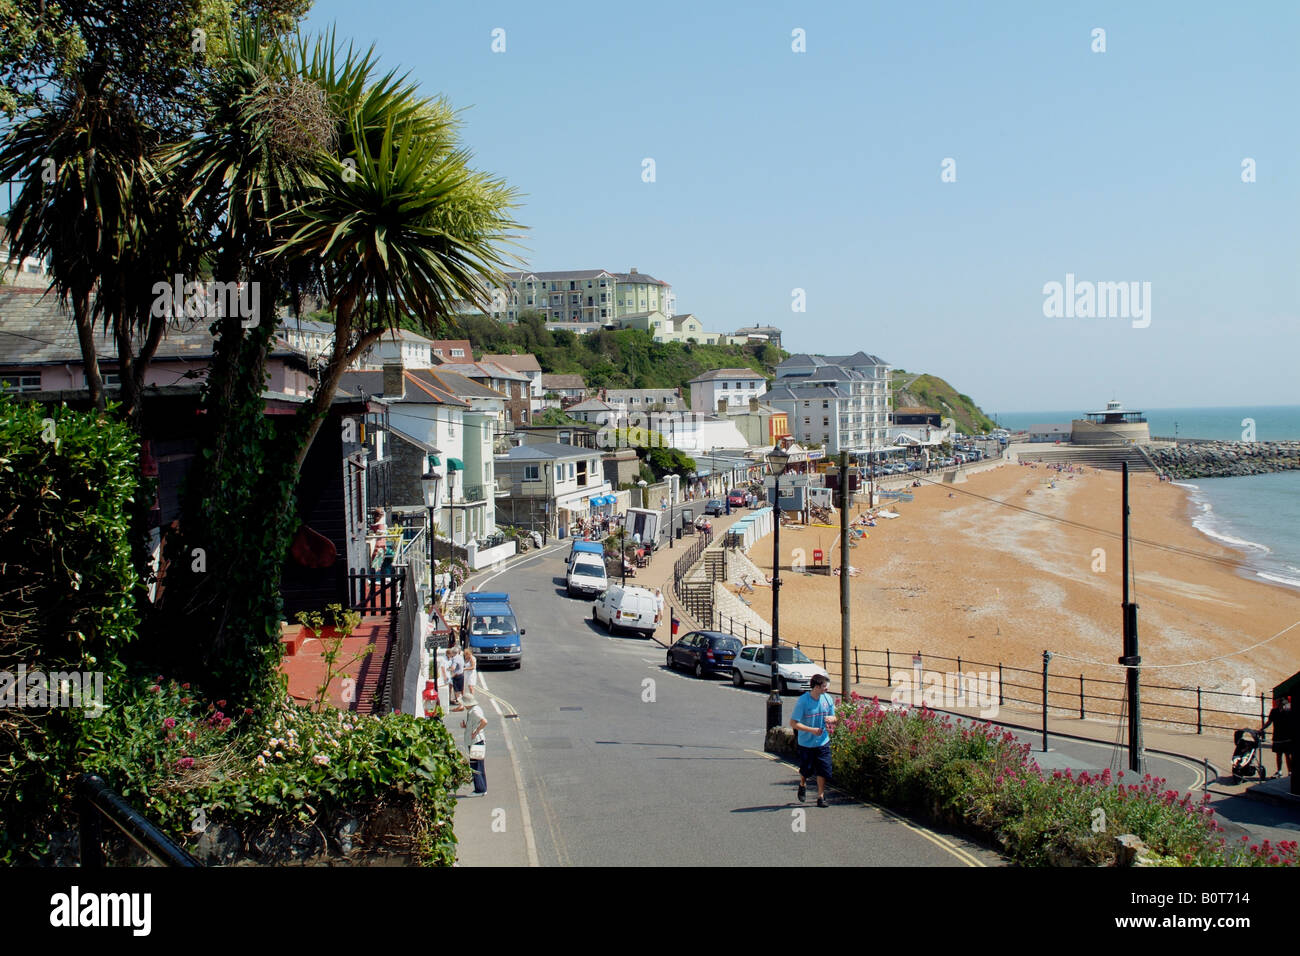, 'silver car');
731,645,829,693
